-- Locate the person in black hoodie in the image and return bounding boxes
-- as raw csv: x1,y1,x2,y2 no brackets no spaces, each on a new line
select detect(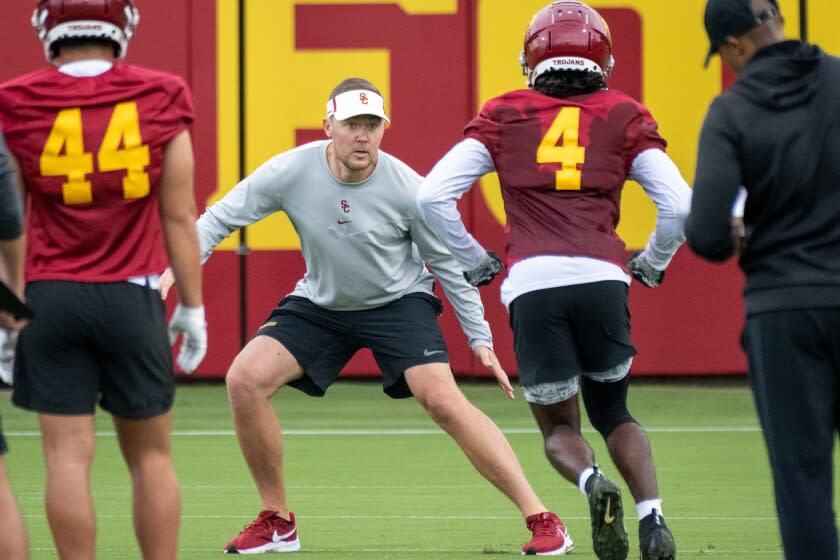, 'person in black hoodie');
687,1,840,559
